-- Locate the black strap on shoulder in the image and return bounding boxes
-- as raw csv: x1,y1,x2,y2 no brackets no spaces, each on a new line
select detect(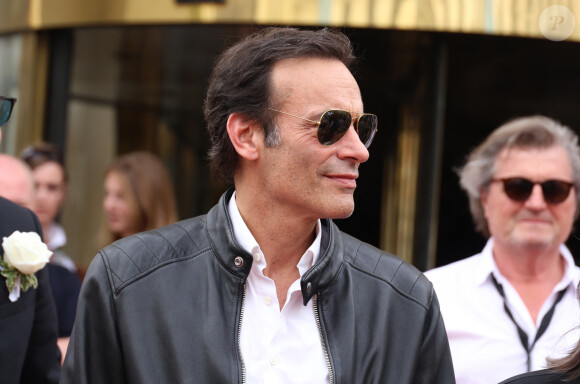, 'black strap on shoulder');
491,274,567,372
